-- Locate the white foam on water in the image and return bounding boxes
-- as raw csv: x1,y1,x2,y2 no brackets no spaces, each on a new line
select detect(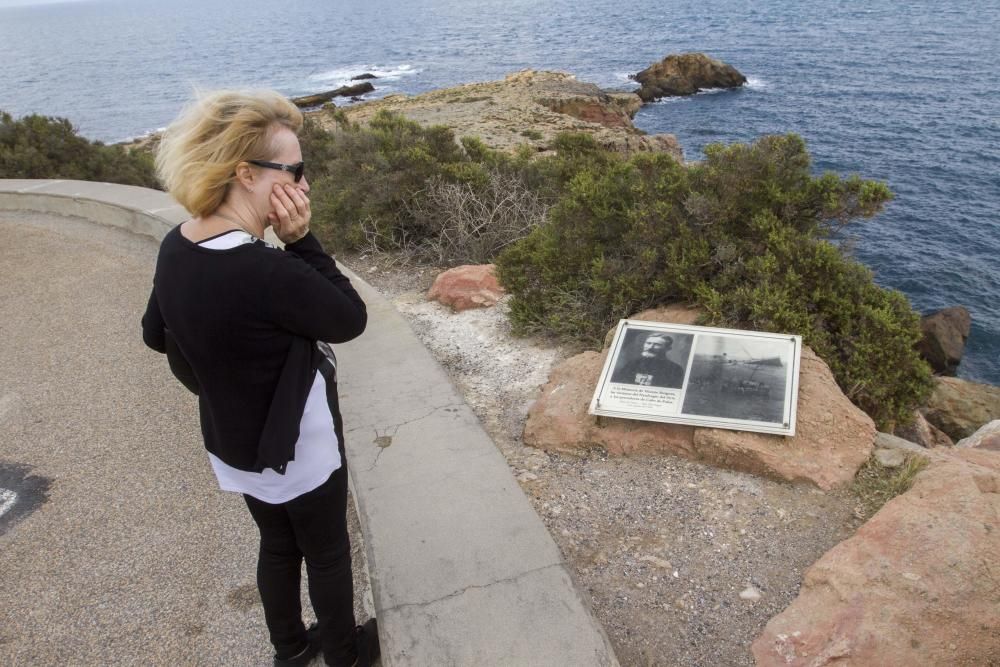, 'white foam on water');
745,76,769,90
307,63,420,88
0,489,17,518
